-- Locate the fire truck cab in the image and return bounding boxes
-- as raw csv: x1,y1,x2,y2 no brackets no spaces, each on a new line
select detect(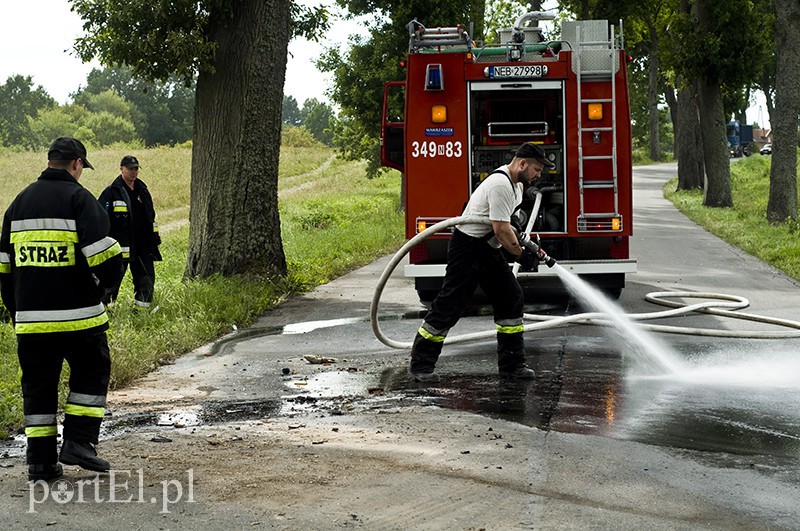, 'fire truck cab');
381,12,636,303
